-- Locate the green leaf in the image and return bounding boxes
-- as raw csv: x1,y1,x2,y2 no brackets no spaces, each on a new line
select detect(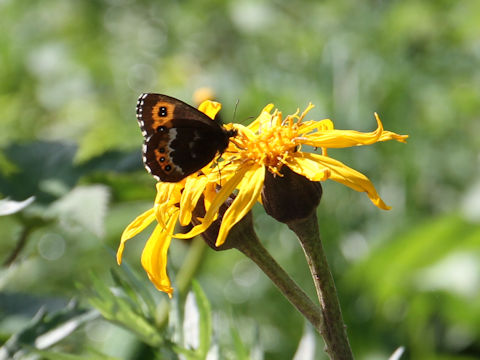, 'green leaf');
191,281,212,358
172,282,213,360
80,273,165,347
230,326,249,360
110,261,157,319
0,301,98,360
0,142,79,204
347,214,480,303
48,185,110,237
31,348,120,360
0,196,35,216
